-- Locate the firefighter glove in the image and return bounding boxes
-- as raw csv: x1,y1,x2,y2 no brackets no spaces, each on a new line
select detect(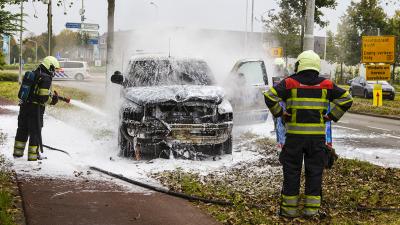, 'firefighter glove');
323,114,332,122
282,111,292,123
50,90,59,105
325,145,338,169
